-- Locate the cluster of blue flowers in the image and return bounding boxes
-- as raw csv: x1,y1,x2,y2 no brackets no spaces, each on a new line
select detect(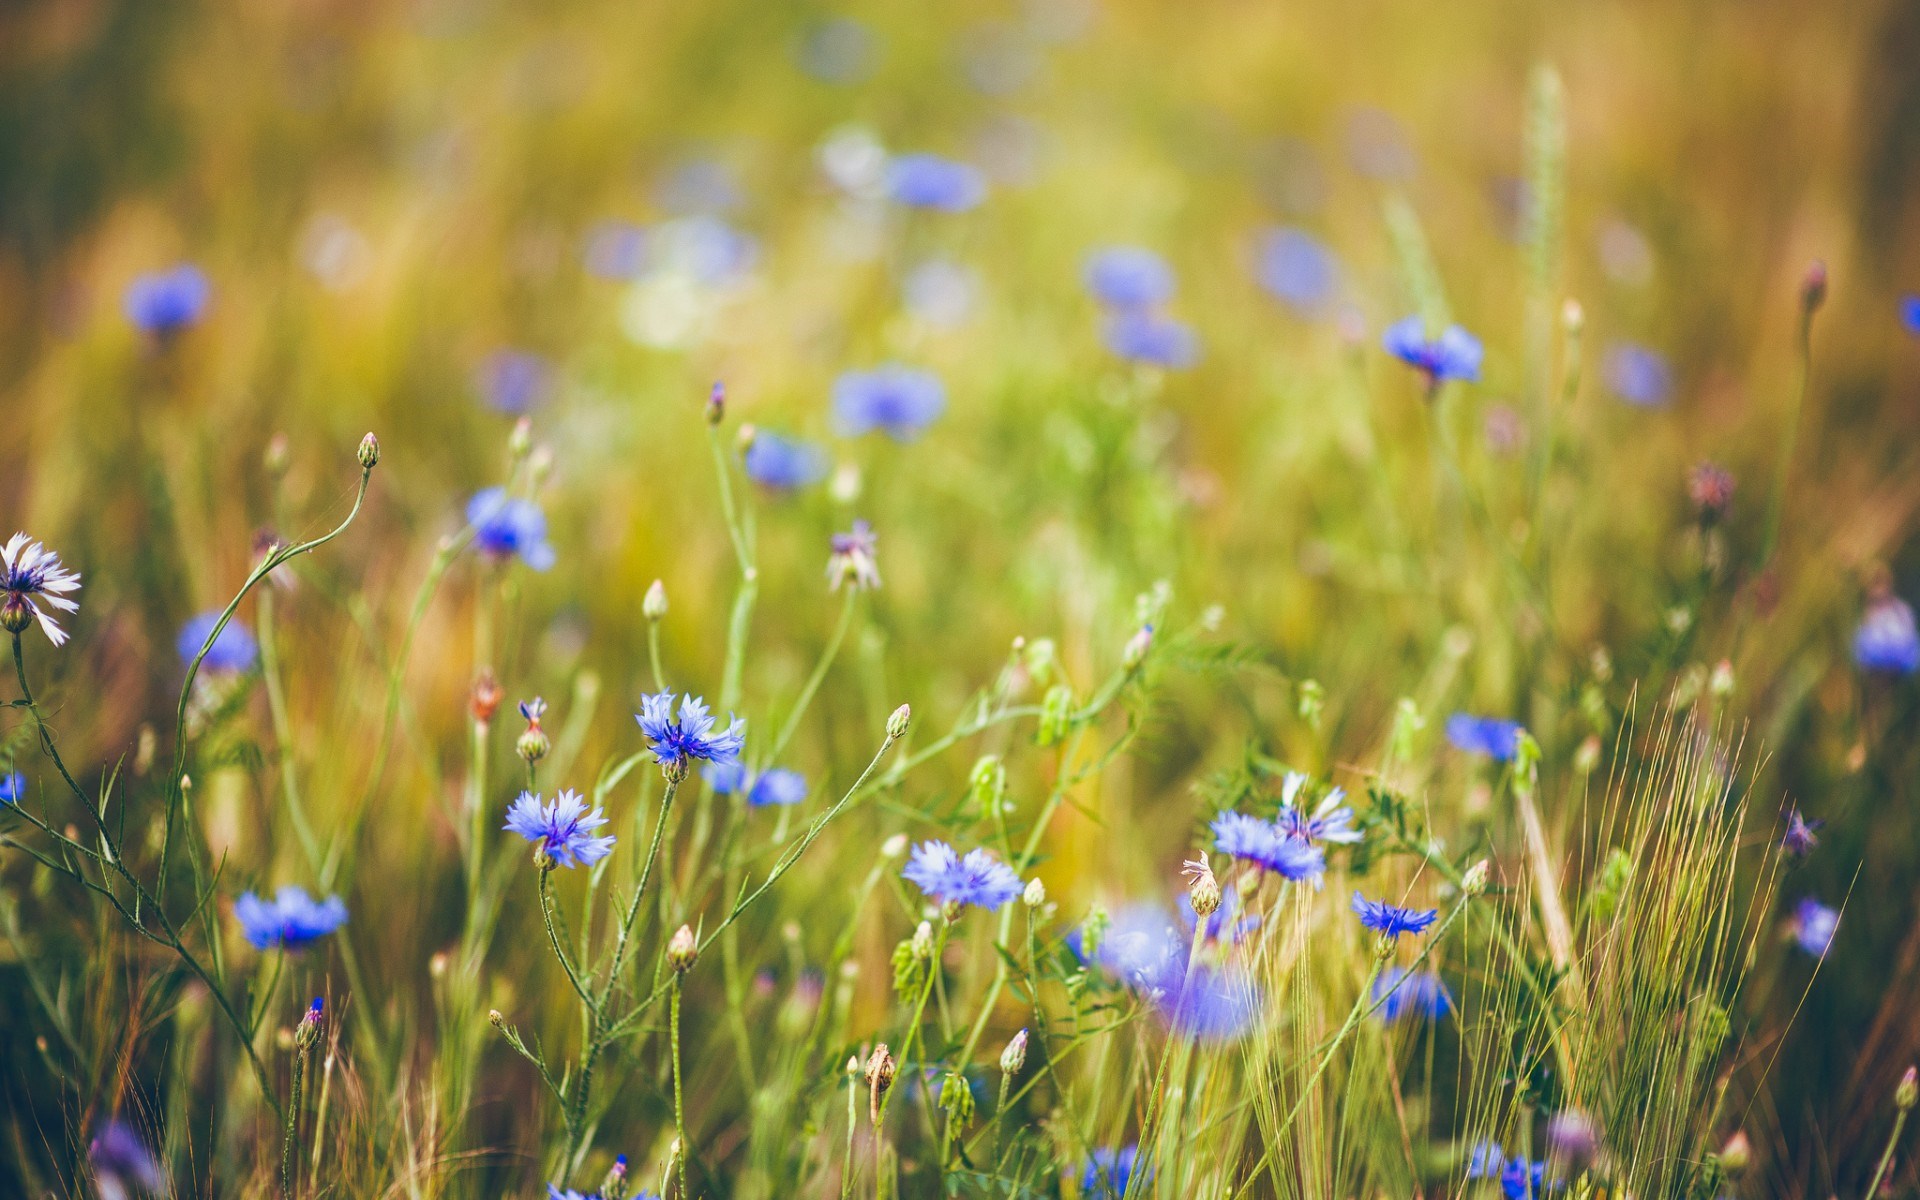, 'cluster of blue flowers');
1209,771,1364,882
1082,245,1198,368
1072,904,1262,1041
